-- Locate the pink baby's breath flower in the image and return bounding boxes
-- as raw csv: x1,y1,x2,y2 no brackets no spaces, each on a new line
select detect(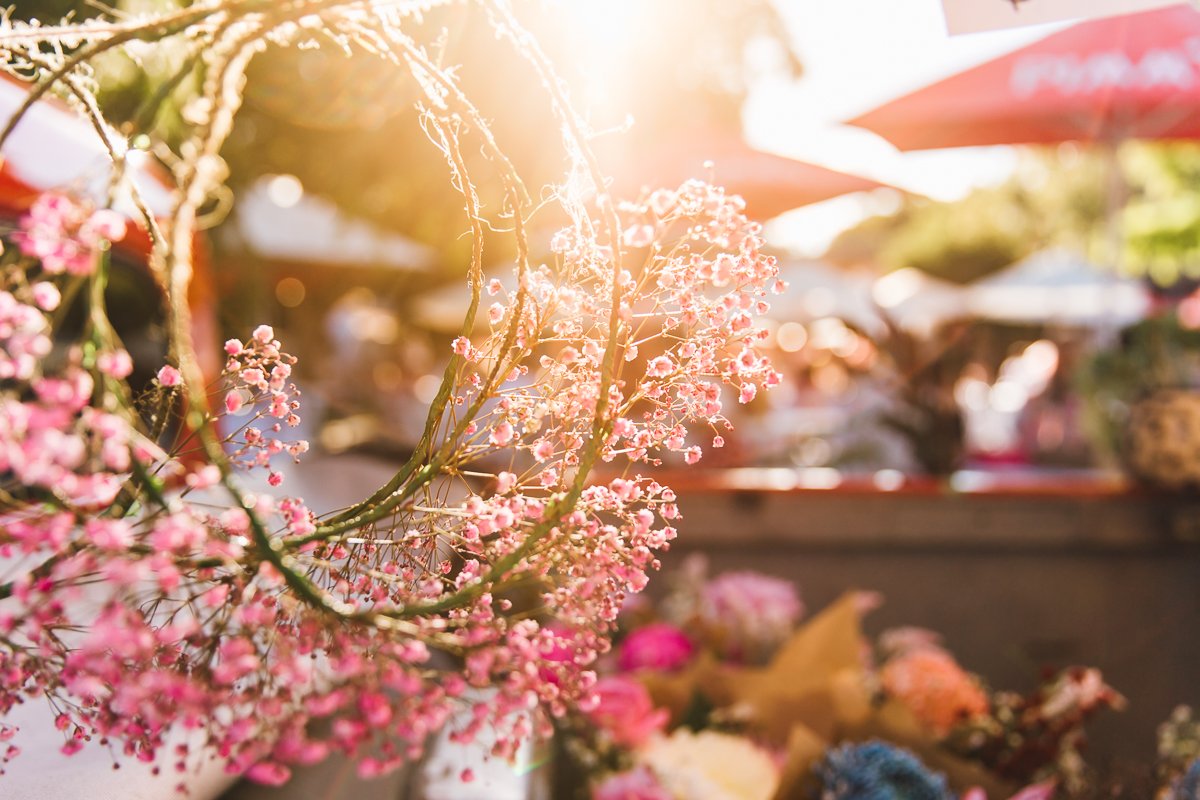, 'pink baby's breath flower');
156,365,182,387
30,282,60,311
646,356,674,378
224,390,245,414
85,518,132,551
246,762,291,786
711,253,735,286
495,471,517,494
84,209,126,243
532,439,554,462
489,420,514,447
202,583,231,608
0,172,782,784
96,350,133,379
15,193,125,275
622,224,655,249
